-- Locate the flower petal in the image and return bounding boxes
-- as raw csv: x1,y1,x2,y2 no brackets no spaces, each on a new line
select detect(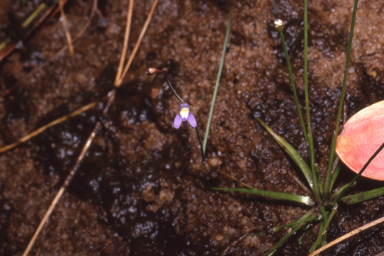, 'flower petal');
174,114,182,129
187,113,197,128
